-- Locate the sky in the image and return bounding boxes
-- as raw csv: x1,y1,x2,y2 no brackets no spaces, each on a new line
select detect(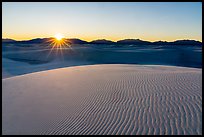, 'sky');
2,2,202,42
